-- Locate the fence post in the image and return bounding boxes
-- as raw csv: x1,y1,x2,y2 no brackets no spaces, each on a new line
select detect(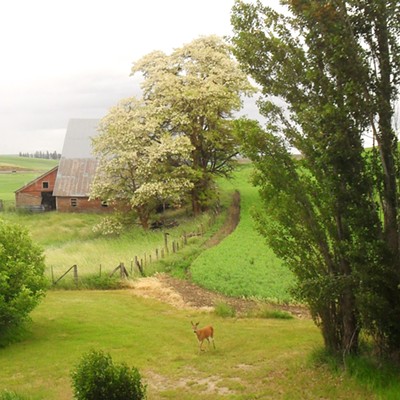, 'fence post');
164,232,169,254
156,248,159,260
73,265,78,287
99,264,102,277
51,266,54,284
